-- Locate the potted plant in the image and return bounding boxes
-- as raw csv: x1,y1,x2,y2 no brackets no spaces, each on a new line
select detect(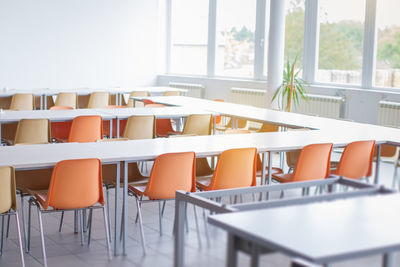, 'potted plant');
272,58,308,112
